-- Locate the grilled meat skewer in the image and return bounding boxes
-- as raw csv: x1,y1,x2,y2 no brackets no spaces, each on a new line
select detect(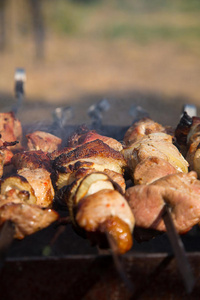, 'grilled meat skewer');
9,150,55,207
53,130,135,254
122,118,200,234
122,117,188,185
0,128,61,240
